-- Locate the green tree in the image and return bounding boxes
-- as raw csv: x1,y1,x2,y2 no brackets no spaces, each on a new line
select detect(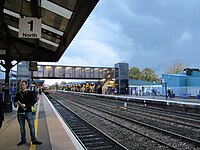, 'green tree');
165,60,186,74
129,67,141,79
60,81,67,85
139,68,158,82
54,82,59,90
